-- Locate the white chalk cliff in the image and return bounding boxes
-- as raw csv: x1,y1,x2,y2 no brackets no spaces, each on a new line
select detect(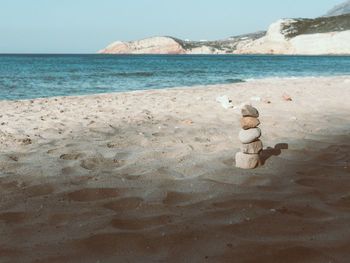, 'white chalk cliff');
98,13,350,55
97,32,265,55
234,17,350,55
97,36,185,54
